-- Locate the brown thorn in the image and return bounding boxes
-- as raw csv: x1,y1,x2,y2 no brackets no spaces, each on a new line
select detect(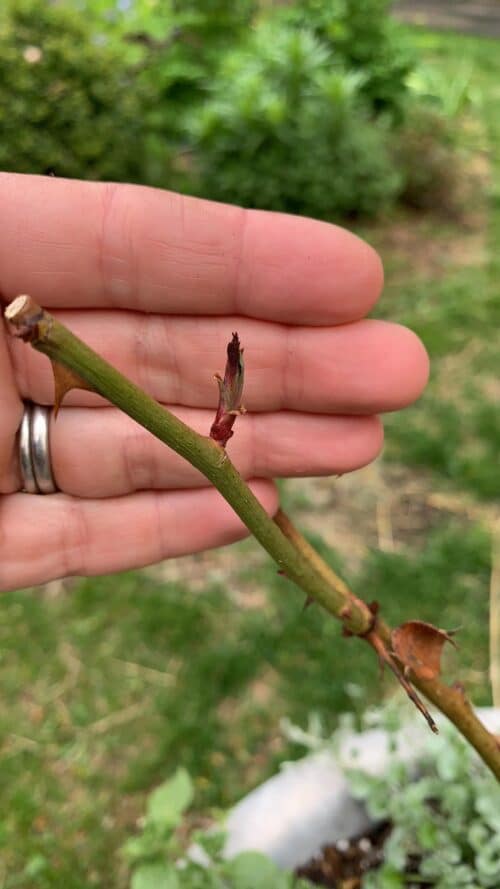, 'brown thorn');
51,363,94,417
368,630,439,734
